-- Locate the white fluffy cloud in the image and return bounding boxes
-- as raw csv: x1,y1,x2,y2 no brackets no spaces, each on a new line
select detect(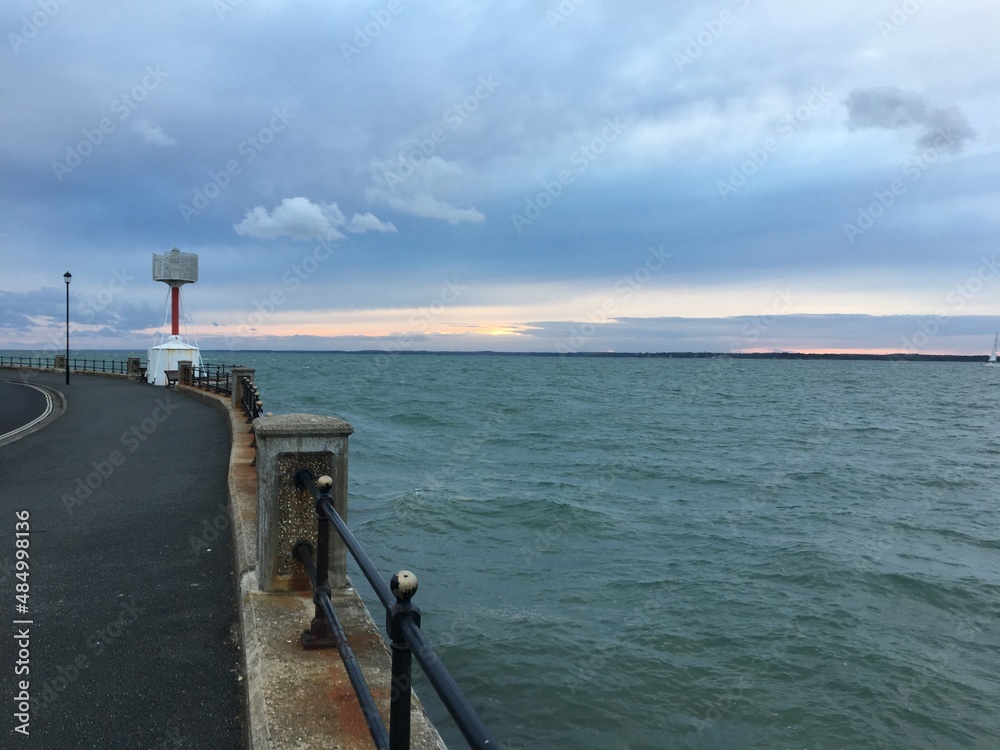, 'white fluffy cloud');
234,197,346,240
346,212,397,234
132,119,176,146
366,156,485,224
234,198,398,240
